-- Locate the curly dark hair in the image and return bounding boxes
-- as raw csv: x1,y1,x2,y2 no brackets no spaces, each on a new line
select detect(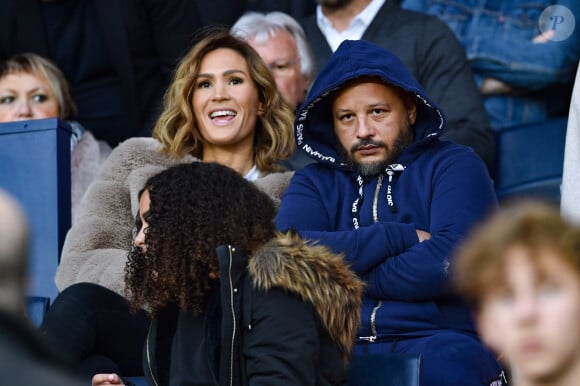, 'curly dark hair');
125,162,277,315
